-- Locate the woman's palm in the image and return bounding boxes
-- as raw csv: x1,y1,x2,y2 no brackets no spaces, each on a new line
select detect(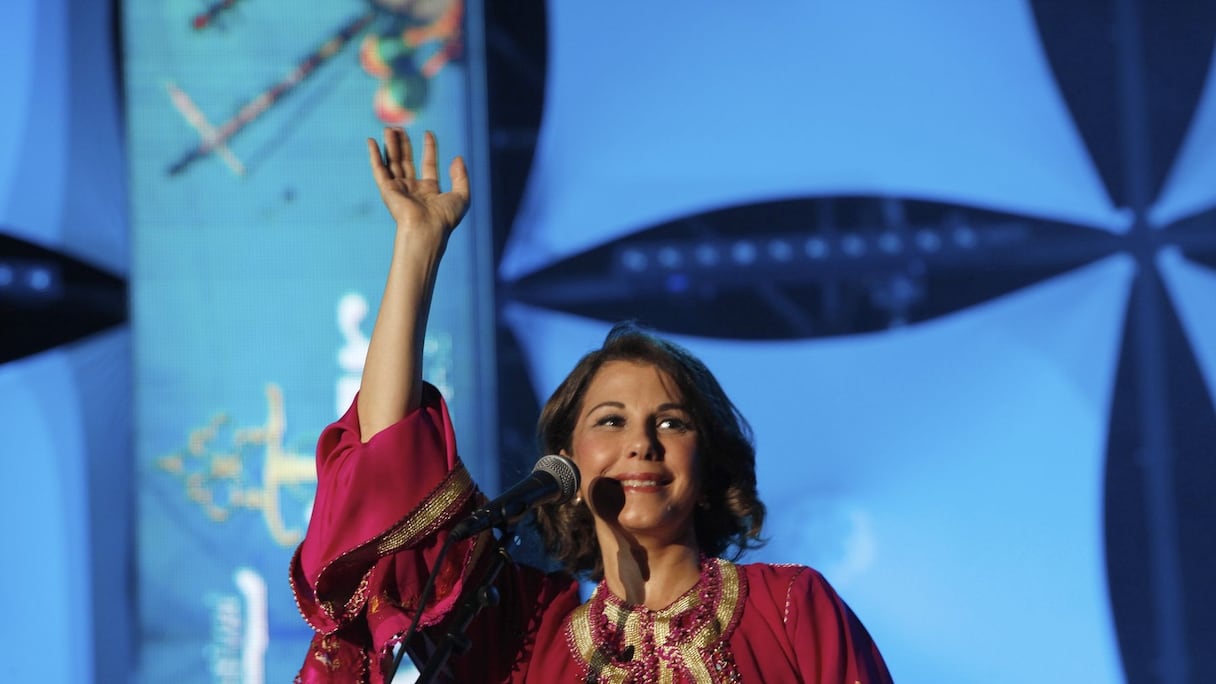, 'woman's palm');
367,128,469,237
